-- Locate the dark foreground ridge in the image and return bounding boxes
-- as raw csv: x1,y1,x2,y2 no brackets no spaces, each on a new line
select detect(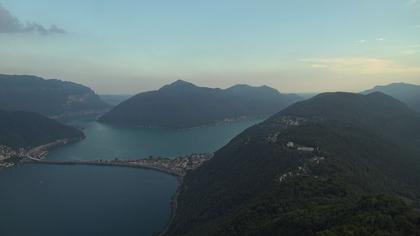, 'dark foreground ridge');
165,92,420,236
